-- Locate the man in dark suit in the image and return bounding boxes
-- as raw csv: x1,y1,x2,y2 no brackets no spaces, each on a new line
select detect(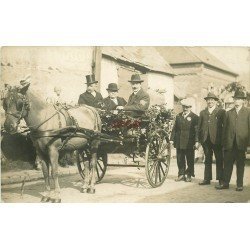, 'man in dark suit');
103,83,127,111
78,74,103,109
170,98,199,182
117,74,150,117
216,90,250,191
198,92,225,185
